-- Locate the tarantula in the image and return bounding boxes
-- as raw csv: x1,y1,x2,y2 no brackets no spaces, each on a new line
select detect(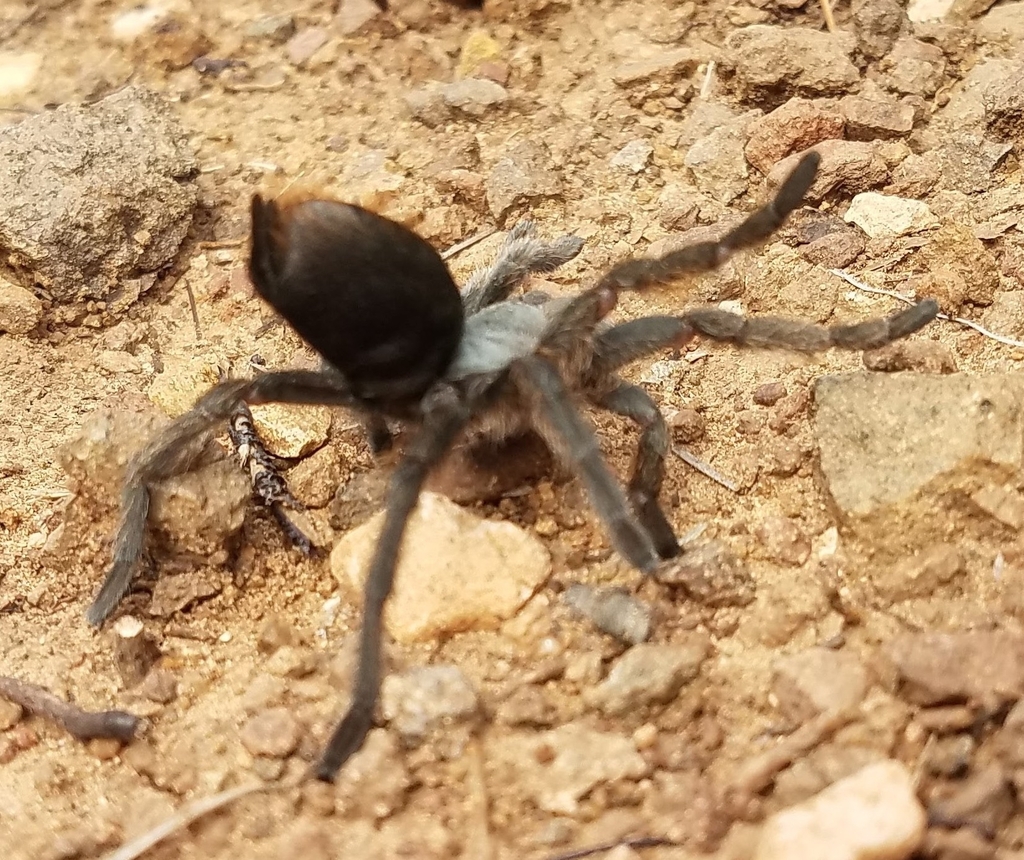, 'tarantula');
85,150,938,781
